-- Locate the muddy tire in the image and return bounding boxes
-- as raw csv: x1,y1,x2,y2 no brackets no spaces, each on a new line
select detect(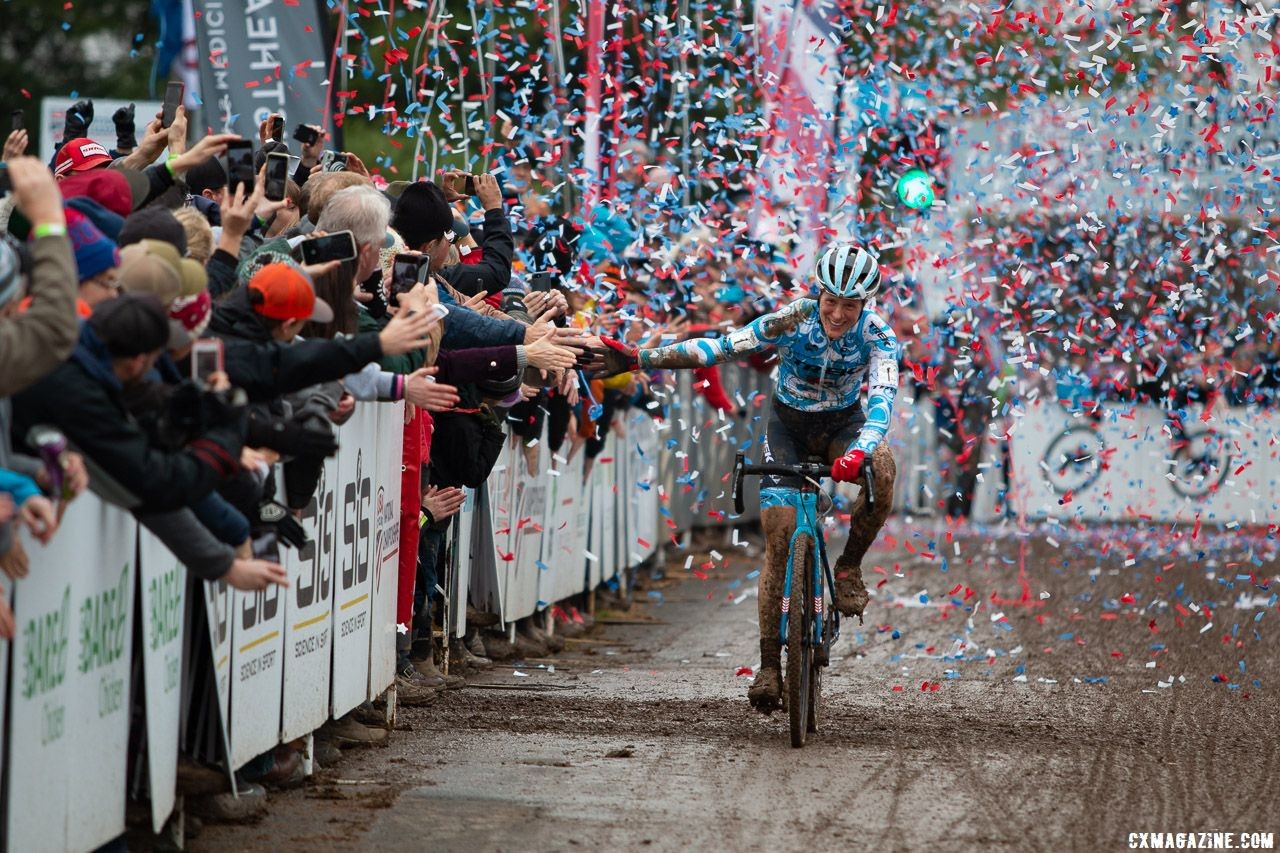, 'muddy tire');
787,534,815,748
